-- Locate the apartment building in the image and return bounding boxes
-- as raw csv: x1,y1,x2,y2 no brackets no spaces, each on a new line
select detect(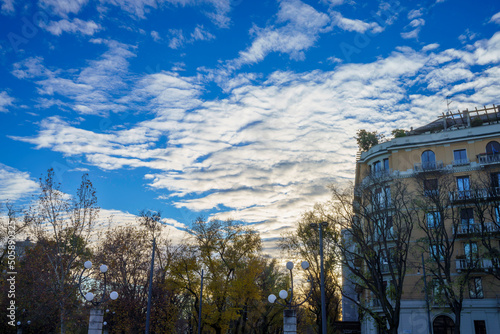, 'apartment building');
345,105,500,334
